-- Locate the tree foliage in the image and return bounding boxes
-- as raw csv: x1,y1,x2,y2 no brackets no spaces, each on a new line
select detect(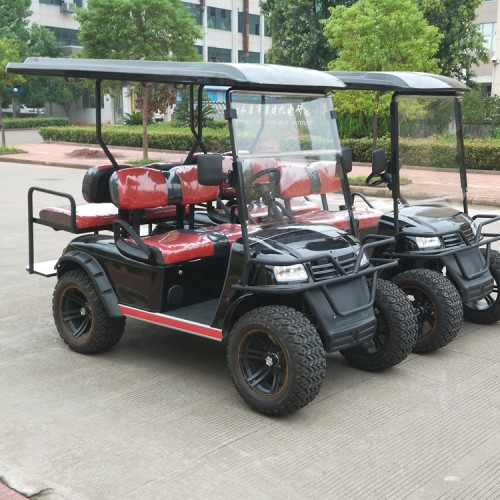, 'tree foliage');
260,0,354,69
0,0,31,43
46,79,85,119
418,0,488,82
324,0,442,145
76,0,203,159
324,0,441,73
0,37,24,146
0,0,59,110
76,0,202,61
